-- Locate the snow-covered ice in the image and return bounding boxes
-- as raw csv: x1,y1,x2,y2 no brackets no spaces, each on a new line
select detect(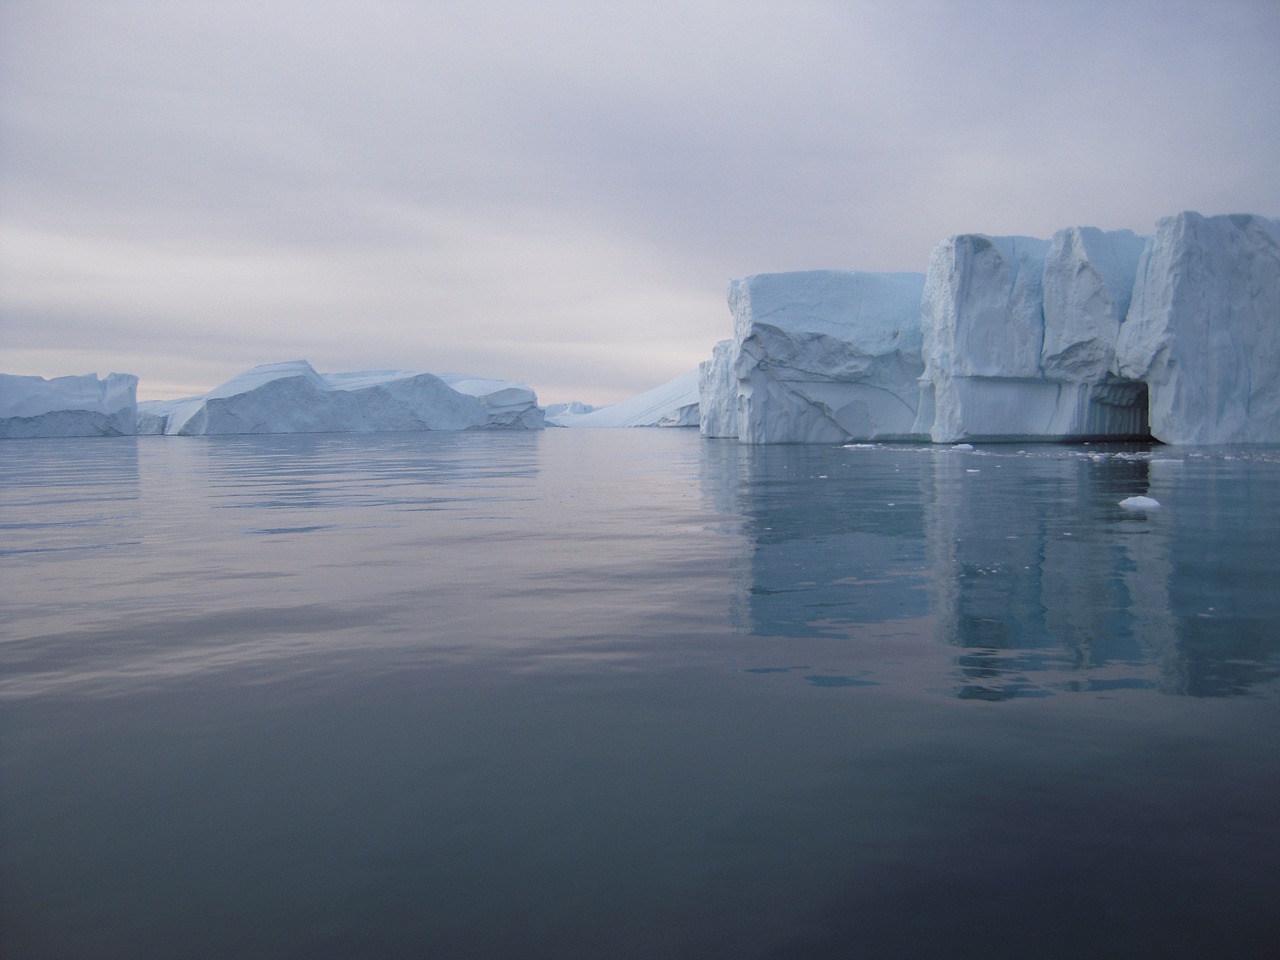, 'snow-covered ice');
0,372,138,438
137,360,543,435
547,370,699,428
